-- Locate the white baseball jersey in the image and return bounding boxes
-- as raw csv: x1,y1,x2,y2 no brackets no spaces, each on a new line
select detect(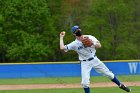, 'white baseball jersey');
64,35,98,60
